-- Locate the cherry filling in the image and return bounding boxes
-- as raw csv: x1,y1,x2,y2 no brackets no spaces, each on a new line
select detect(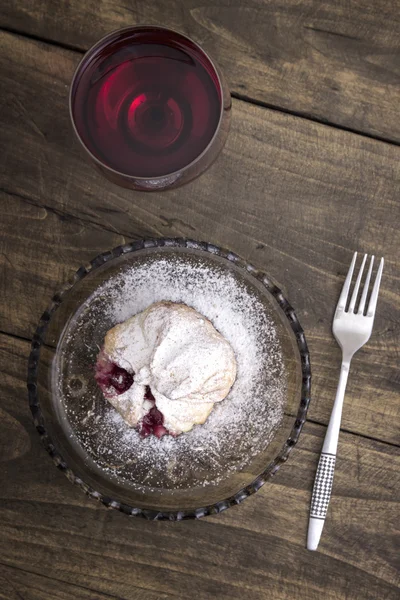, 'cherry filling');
140,386,168,438
95,351,169,438
95,362,134,395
